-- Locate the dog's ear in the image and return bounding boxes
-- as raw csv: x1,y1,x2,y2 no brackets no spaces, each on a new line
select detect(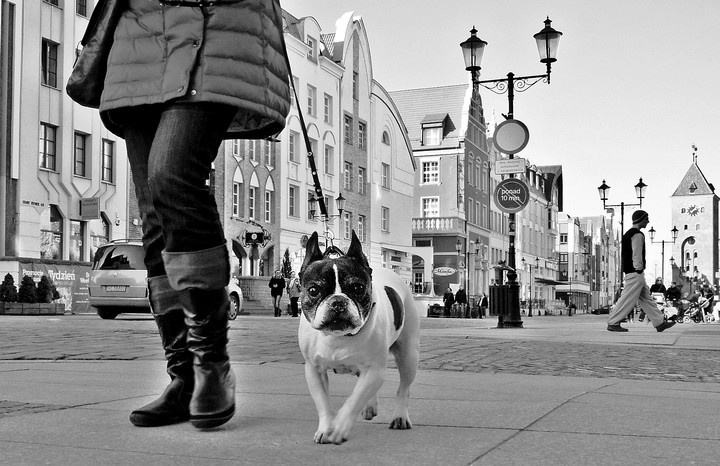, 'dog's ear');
346,230,369,268
300,232,323,279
